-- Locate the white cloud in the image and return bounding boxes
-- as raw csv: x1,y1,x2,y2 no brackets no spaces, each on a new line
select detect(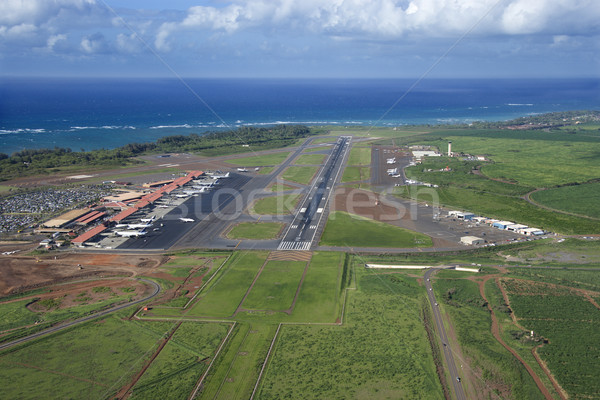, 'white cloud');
80,32,107,54
154,0,600,48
